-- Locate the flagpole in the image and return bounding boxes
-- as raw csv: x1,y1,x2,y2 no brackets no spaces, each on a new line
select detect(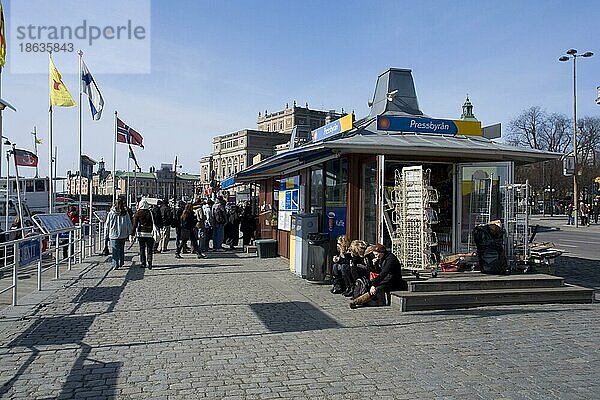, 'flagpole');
0,66,3,185
4,147,8,230
113,111,117,204
134,166,138,205
127,154,130,206
31,126,39,178
48,52,54,213
78,50,83,225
